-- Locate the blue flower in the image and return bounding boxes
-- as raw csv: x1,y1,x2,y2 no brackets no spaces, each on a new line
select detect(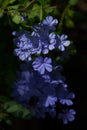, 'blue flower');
32,25,56,54
46,107,56,118
55,34,70,51
21,14,27,22
32,56,52,74
49,32,56,50
17,83,29,96
42,16,58,30
44,96,57,107
58,109,76,124
13,32,33,61
14,48,32,61
59,90,75,106
42,65,65,86
30,35,42,54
